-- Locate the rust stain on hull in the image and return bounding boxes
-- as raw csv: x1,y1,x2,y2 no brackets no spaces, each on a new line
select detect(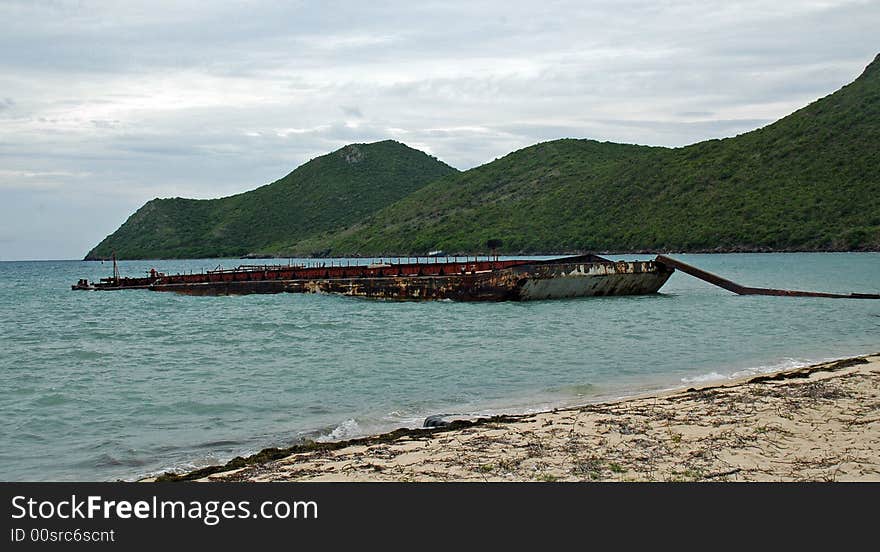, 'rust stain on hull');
74,253,879,301
147,257,673,301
